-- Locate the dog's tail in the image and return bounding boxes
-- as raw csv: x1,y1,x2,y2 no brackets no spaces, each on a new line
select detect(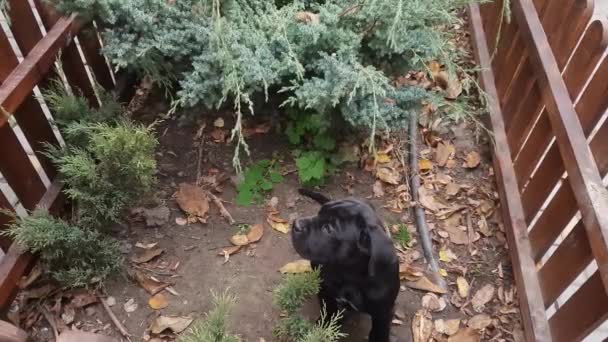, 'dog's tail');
298,188,331,205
